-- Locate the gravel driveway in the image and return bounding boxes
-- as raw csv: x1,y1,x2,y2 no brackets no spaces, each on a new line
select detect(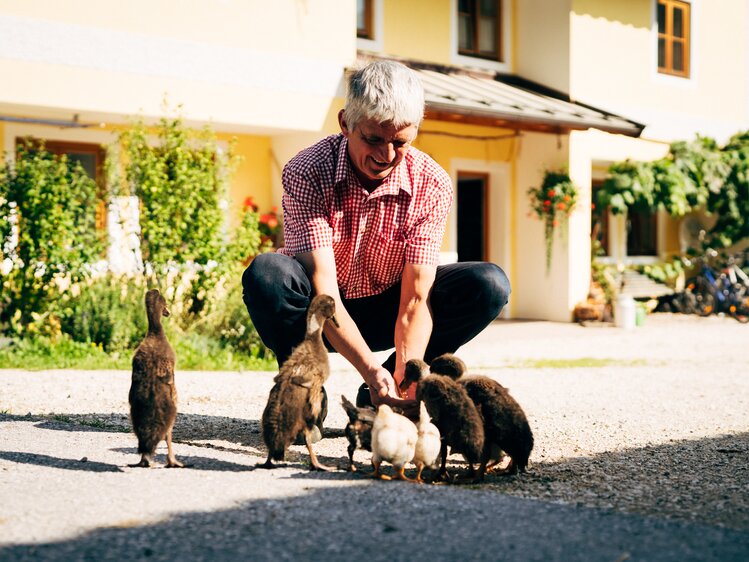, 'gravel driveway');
1,314,748,561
